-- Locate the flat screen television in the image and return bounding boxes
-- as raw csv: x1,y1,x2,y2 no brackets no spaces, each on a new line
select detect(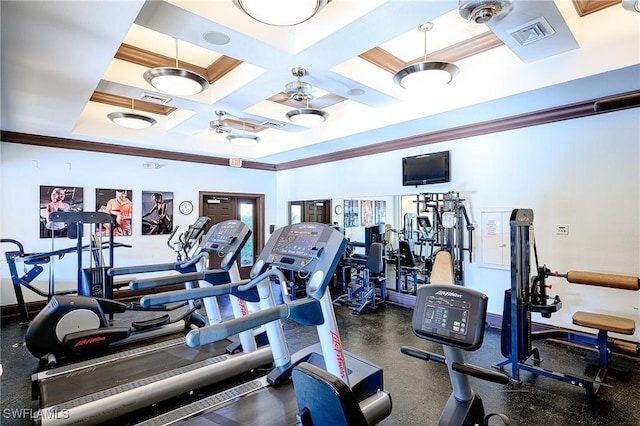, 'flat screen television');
402,151,450,186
